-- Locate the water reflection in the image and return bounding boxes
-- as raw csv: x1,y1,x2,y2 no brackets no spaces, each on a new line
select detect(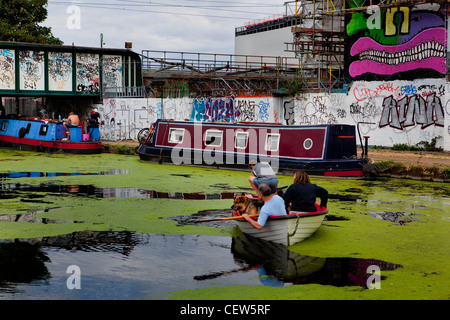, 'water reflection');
200,233,403,288
0,169,130,179
0,231,403,299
